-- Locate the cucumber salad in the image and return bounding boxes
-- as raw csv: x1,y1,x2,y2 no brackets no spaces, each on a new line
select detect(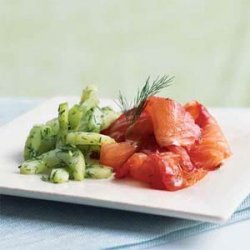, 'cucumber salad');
19,86,119,183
